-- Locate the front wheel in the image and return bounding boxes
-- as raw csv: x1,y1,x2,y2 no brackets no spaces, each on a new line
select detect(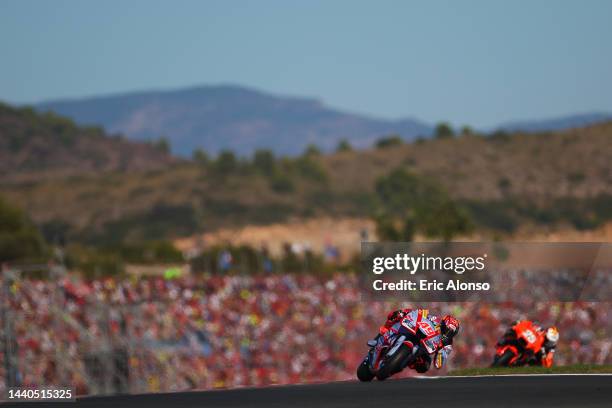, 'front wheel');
357,359,375,382
492,349,516,367
376,344,412,381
